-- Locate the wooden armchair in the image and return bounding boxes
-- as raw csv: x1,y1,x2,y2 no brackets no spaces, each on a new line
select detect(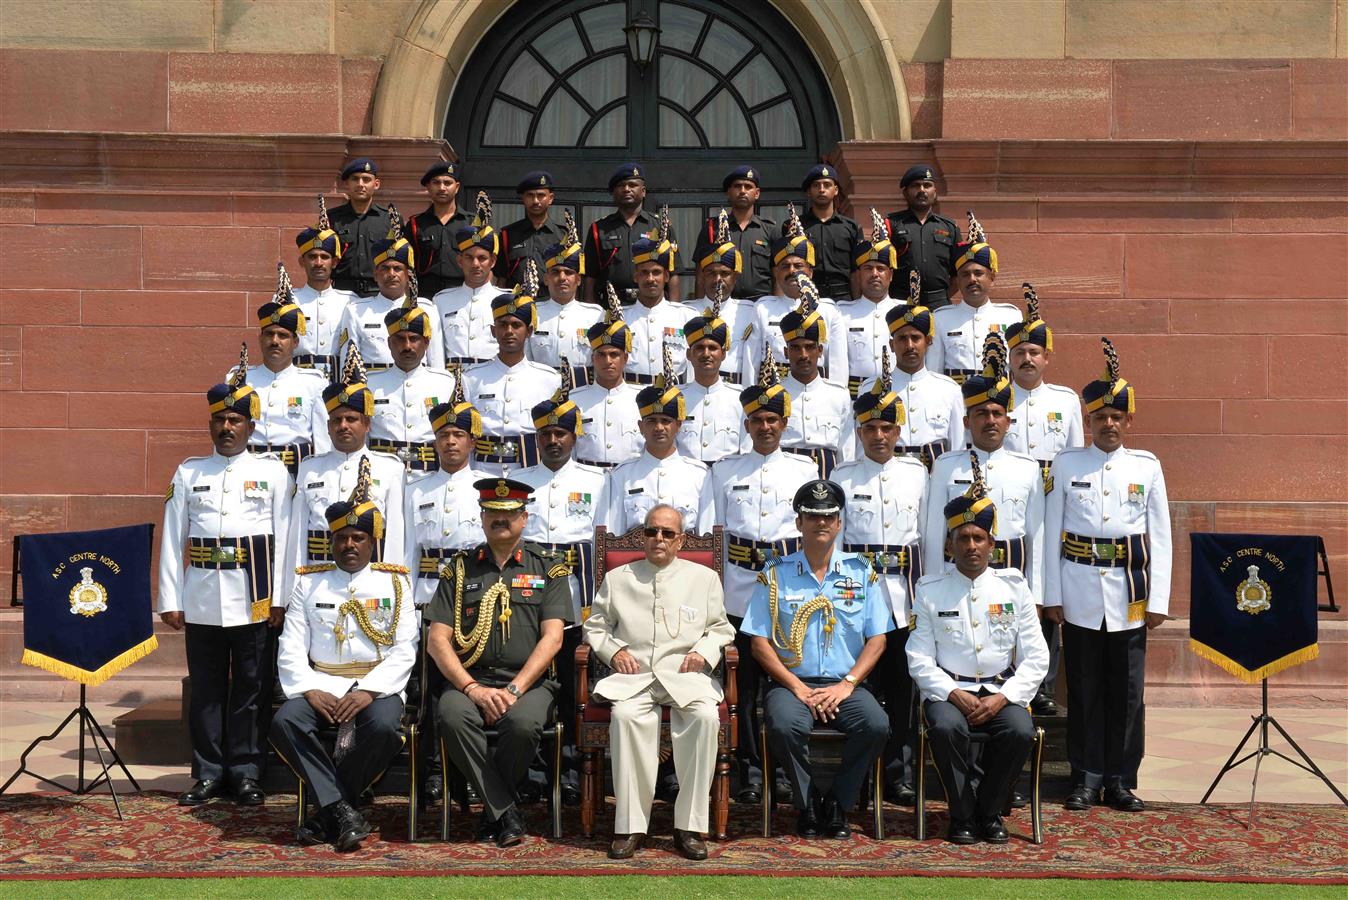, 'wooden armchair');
574,524,738,840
